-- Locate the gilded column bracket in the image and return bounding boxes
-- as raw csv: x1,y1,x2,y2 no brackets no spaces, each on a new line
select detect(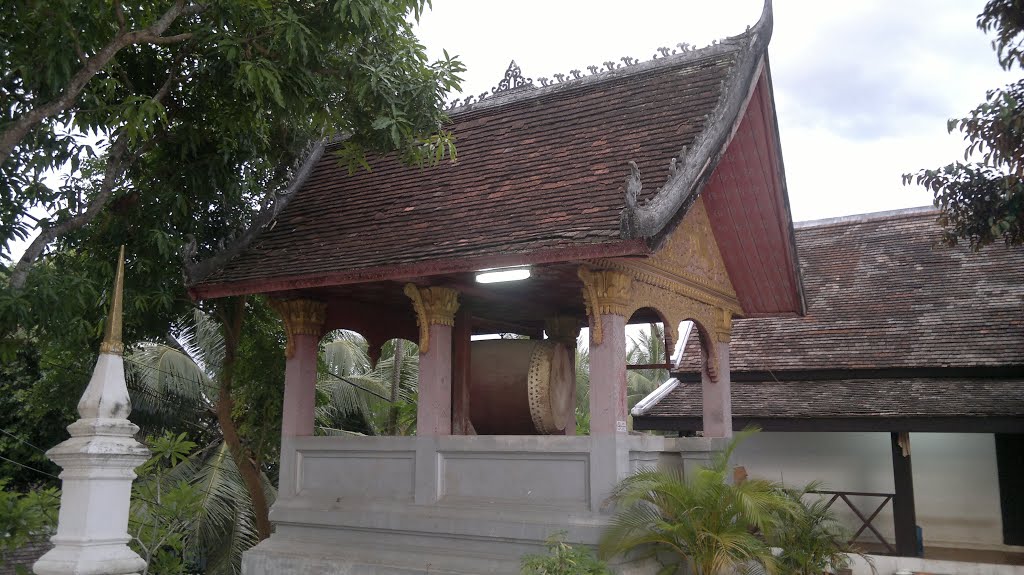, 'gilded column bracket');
577,265,733,382
404,284,460,354
578,267,633,346
271,299,327,358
